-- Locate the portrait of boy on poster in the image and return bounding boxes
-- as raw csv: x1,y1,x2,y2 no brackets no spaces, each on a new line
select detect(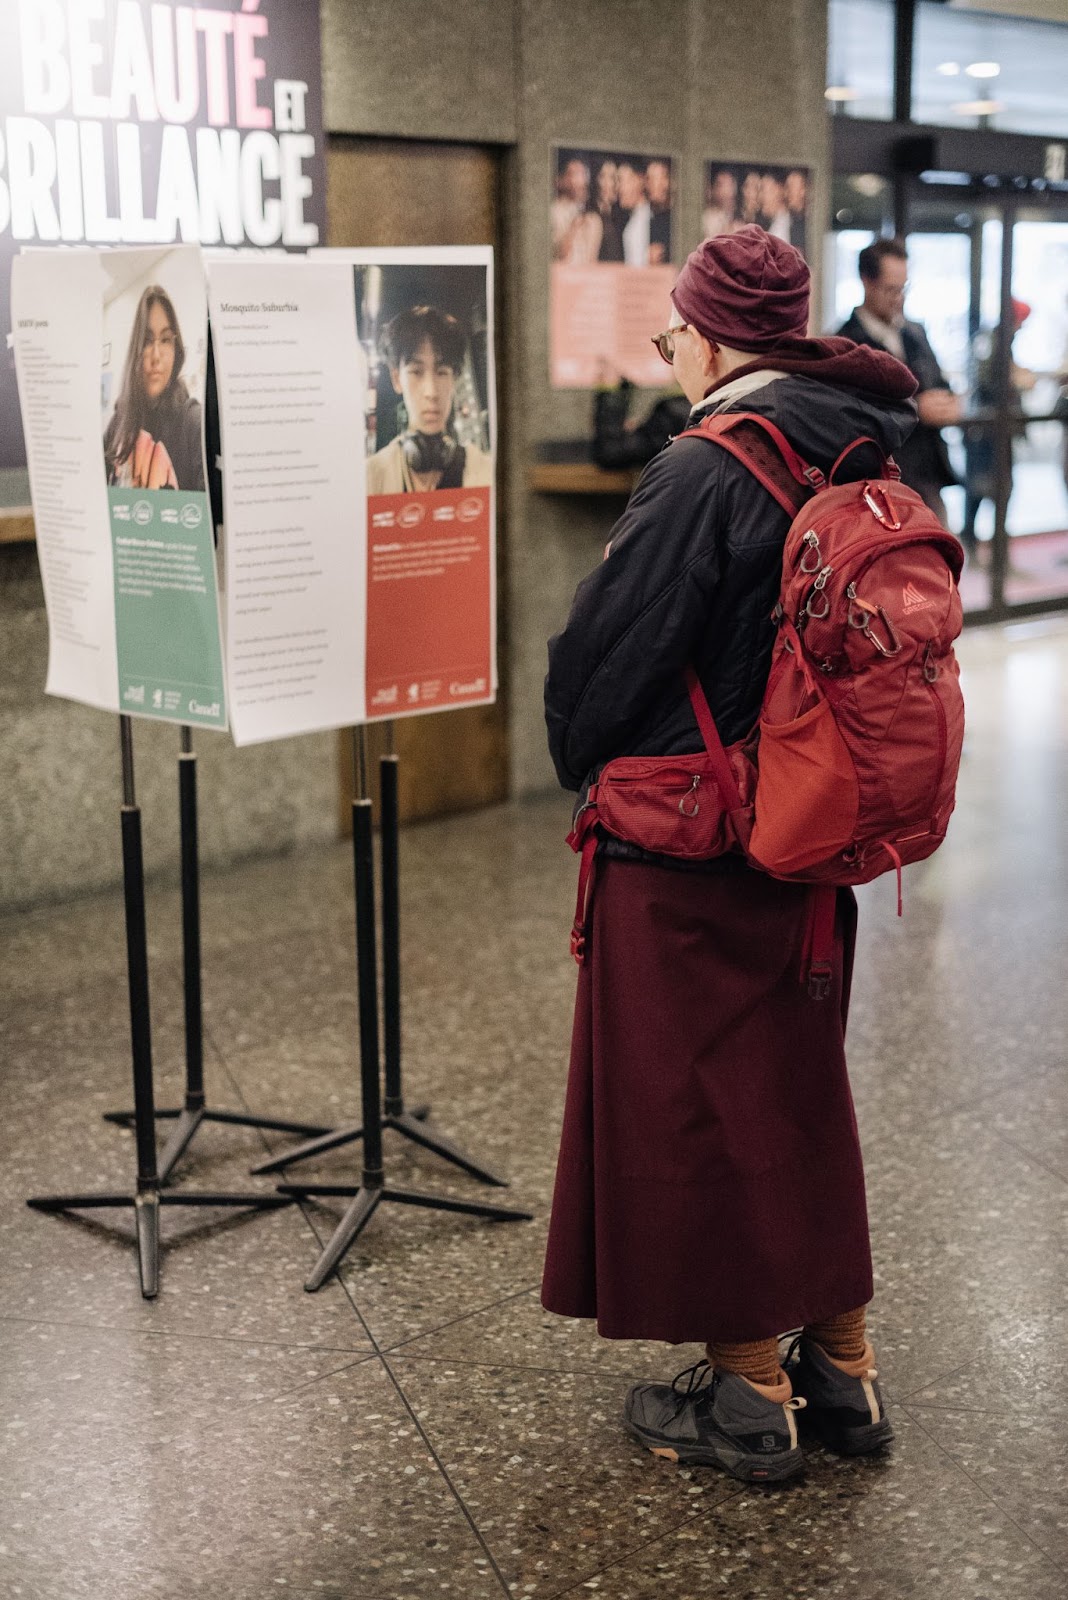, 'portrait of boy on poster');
357,264,493,496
